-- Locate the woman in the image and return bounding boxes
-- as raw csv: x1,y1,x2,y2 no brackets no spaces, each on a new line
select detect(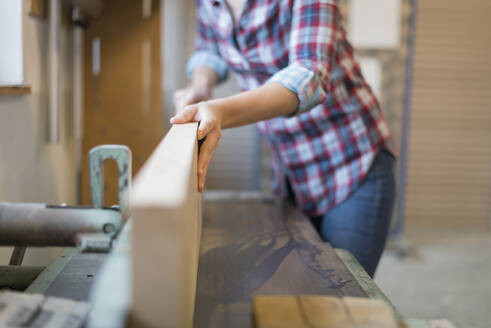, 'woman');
172,0,396,277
